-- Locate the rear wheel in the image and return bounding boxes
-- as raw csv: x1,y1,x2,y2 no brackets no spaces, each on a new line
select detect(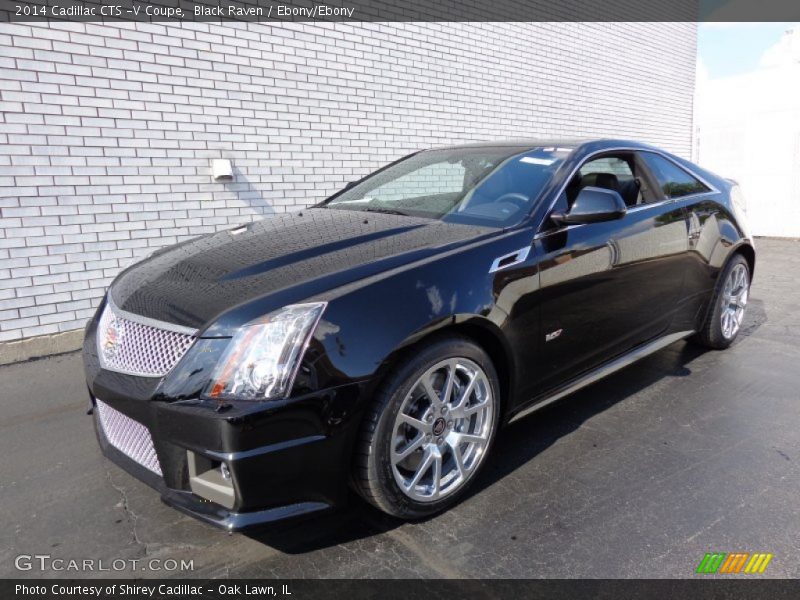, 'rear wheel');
353,336,500,519
693,254,750,349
